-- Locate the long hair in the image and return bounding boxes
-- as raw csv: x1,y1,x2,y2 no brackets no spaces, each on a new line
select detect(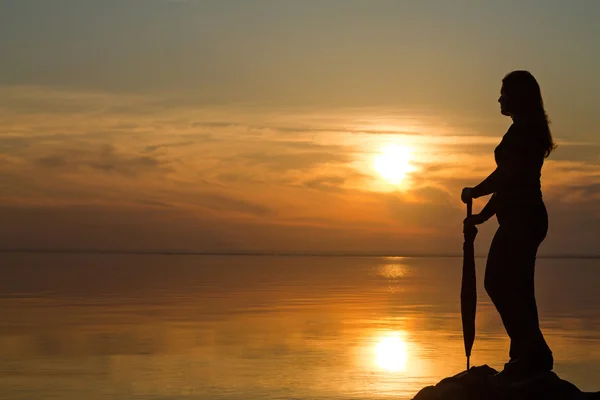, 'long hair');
502,70,557,158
